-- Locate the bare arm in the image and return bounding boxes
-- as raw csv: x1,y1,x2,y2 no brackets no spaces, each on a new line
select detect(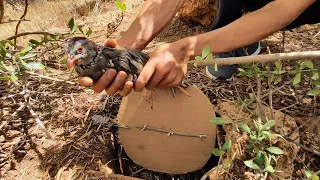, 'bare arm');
175,0,317,59
117,0,187,51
